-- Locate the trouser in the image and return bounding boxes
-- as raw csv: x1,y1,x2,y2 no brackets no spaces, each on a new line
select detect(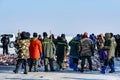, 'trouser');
3,45,9,55
81,56,92,71
103,57,114,66
57,56,64,69
73,58,79,64
29,58,39,72
101,57,115,73
14,59,28,73
73,58,79,71
44,57,54,71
